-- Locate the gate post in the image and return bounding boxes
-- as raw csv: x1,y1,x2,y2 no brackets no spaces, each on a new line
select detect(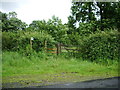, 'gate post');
59,43,61,53
44,40,47,52
57,43,61,55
